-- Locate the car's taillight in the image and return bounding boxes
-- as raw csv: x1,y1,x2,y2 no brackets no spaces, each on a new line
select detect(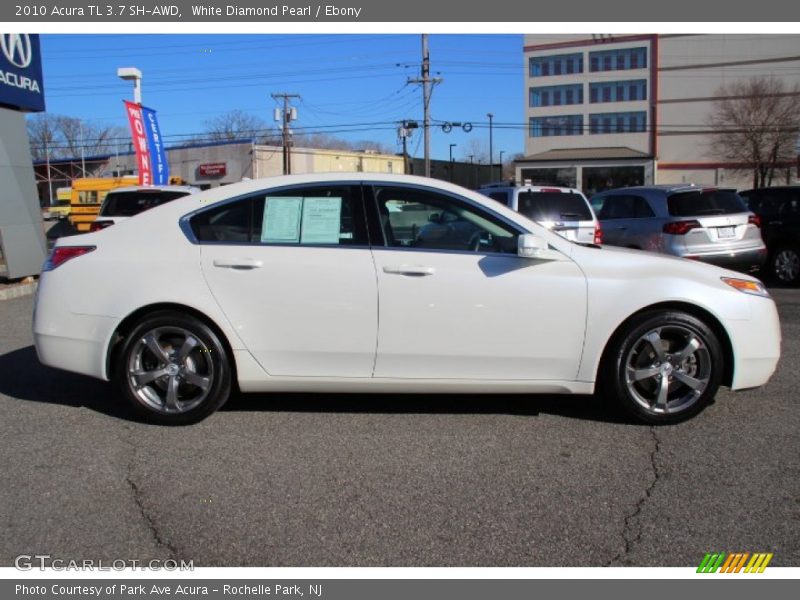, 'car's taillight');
593,223,603,245
748,214,761,228
663,220,702,235
89,220,113,232
43,246,95,271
